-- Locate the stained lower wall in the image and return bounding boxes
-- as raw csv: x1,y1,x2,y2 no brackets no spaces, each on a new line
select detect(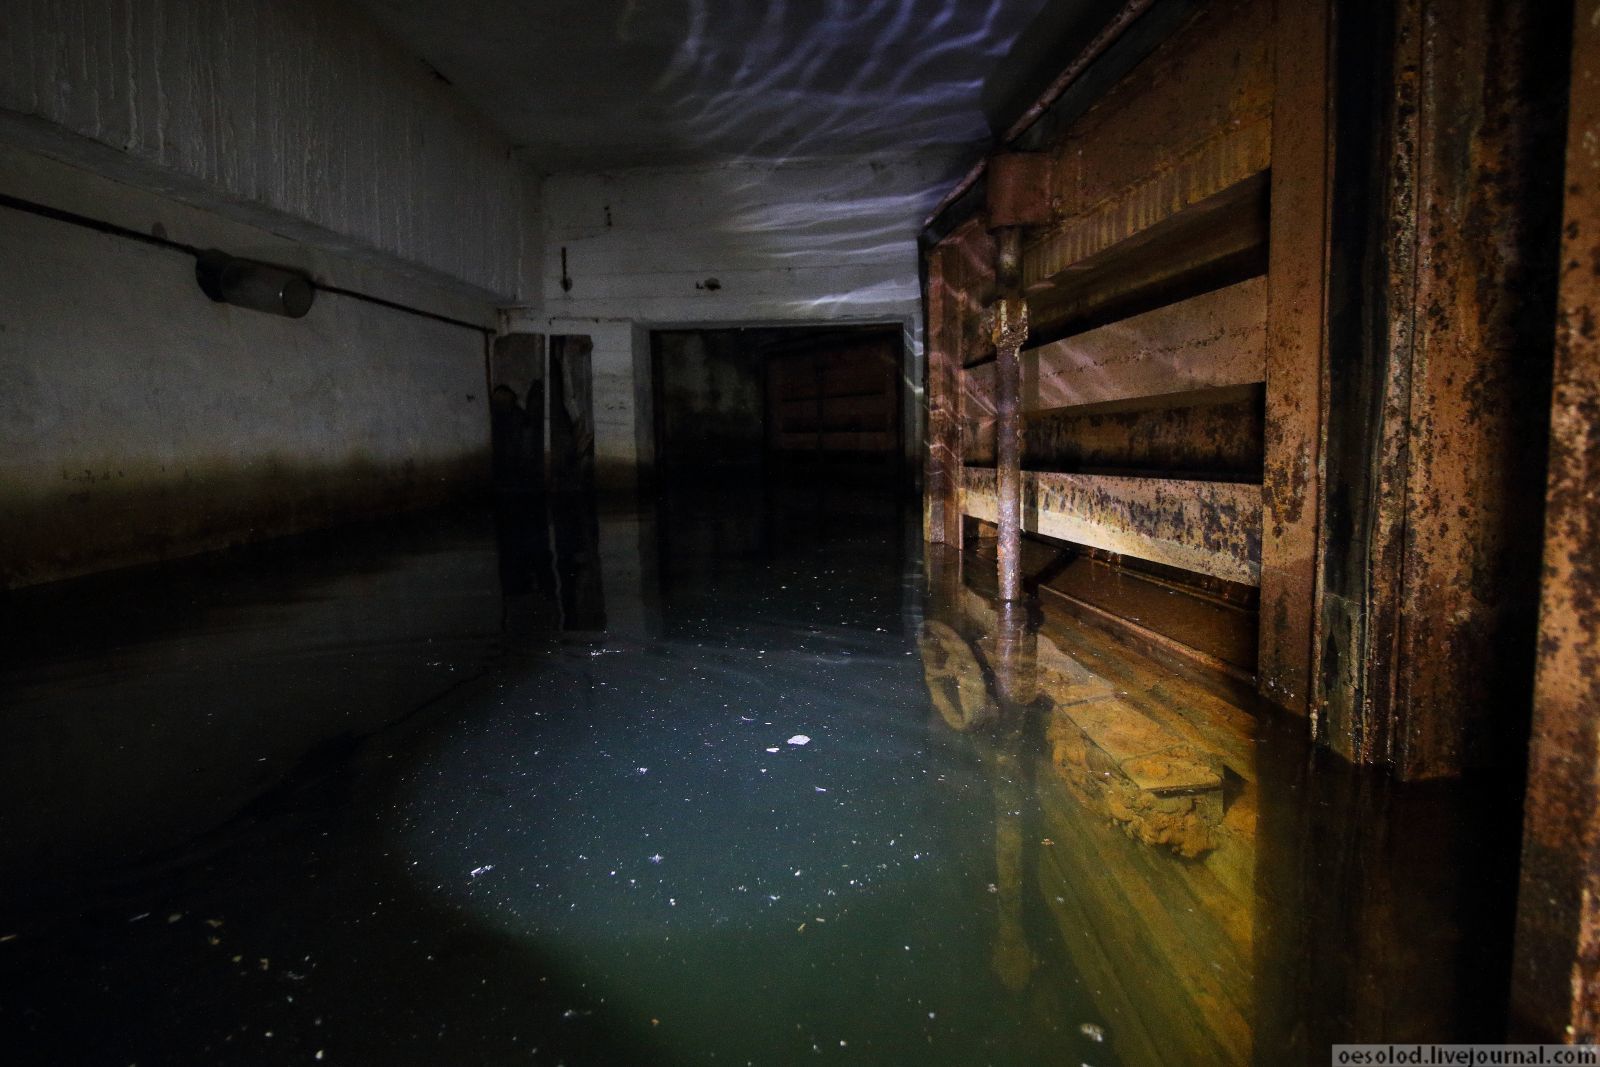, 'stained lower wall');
0,146,496,589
